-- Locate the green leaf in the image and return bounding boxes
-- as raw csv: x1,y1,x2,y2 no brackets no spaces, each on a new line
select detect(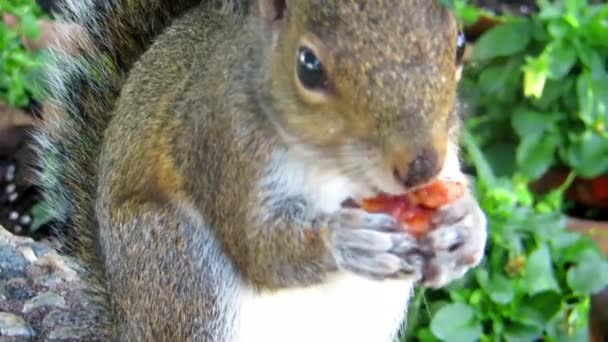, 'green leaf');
545,42,577,79
559,236,603,265
576,73,608,125
538,1,563,21
453,4,483,25
533,80,571,110
583,8,608,49
565,0,585,15
511,306,545,329
574,41,606,77
516,134,557,179
504,322,543,342
526,291,562,323
484,142,517,177
473,21,531,61
511,109,554,137
417,327,441,342
478,65,516,95
521,245,561,295
486,273,514,304
547,19,576,40
563,132,608,177
550,231,586,254
566,259,608,295
430,303,482,342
